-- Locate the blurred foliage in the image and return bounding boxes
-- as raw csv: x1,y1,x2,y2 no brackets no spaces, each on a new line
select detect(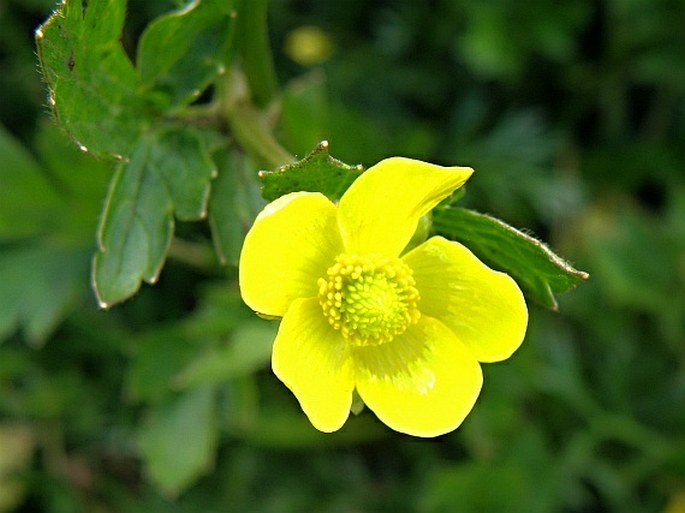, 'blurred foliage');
1,0,684,512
